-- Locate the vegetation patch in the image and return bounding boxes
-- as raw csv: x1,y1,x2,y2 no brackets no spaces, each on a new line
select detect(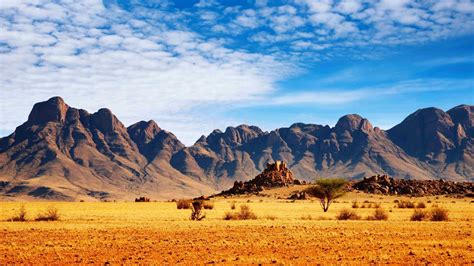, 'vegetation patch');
336,209,361,220
176,199,192,209
224,205,257,220
367,208,389,221
35,206,60,221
